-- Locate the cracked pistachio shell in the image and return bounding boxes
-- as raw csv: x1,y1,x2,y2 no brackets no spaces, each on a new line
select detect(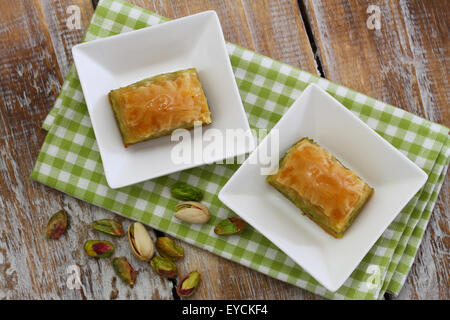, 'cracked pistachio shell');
170,182,203,201
128,222,154,261
174,201,210,224
150,256,177,279
45,209,68,239
176,271,201,297
92,219,125,237
112,257,137,286
214,217,246,235
155,237,184,261
84,240,114,258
